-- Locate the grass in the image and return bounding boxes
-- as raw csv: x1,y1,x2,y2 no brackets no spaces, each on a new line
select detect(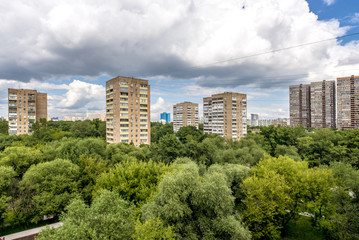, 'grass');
283,216,325,240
